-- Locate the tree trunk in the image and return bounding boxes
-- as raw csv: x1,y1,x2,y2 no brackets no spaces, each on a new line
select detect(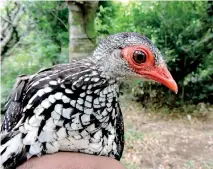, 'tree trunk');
67,1,99,61
0,2,25,61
